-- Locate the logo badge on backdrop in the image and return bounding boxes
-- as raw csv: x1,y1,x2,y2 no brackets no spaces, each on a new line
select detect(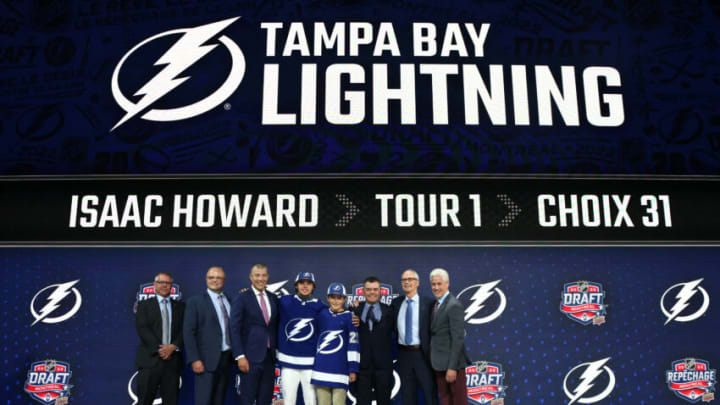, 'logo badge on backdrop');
465,361,507,405
133,282,182,313
267,280,291,297
111,17,245,131
30,280,82,326
347,283,397,306
563,357,616,405
24,360,73,405
666,358,716,403
661,279,710,325
560,281,607,326
457,280,507,325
